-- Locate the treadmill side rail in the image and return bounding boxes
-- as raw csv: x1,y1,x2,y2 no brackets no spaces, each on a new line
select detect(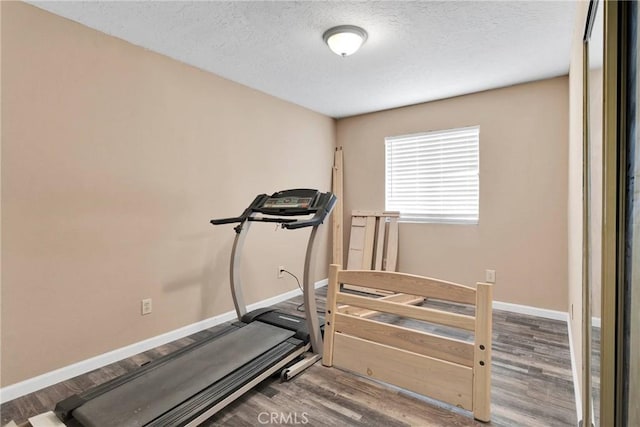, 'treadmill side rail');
280,352,322,382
